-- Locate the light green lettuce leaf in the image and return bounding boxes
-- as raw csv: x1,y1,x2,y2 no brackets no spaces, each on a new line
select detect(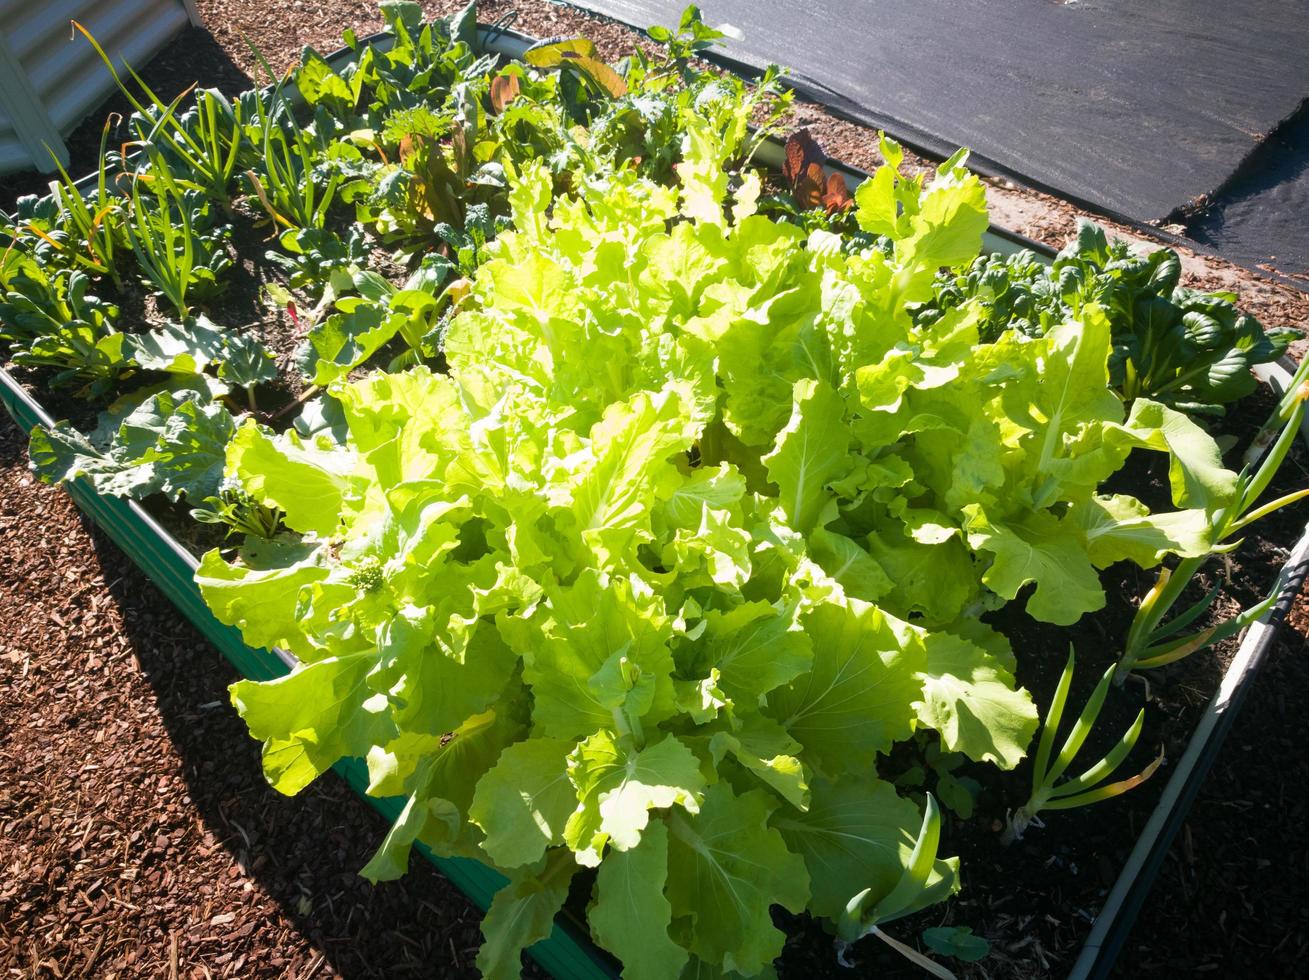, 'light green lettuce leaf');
1114,397,1239,511
569,382,702,564
963,504,1105,625
709,712,811,810
808,527,894,602
196,537,328,660
762,378,850,534
1071,493,1214,568
516,570,676,740
365,701,527,874
476,849,579,980
374,607,515,736
764,599,924,774
771,776,957,921
589,819,689,980
665,783,809,976
662,462,748,527
693,601,813,706
468,737,578,869
913,631,1037,770
864,527,978,625
565,731,705,867
230,653,396,795
227,420,360,536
